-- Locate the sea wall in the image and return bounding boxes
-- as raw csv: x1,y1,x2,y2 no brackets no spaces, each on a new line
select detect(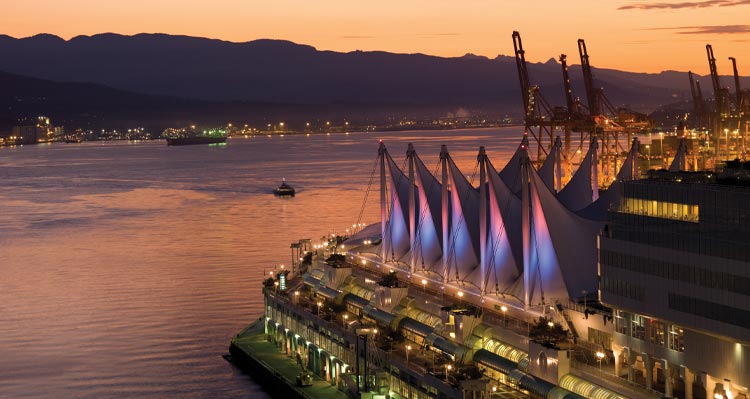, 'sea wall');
229,341,313,399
